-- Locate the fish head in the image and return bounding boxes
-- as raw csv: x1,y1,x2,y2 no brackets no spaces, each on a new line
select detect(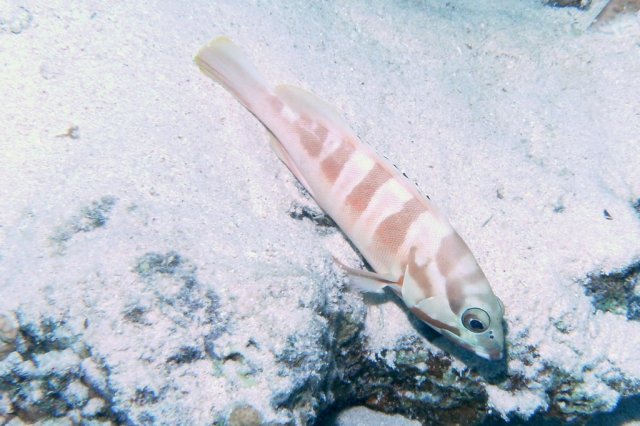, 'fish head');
407,277,505,360
402,241,505,361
